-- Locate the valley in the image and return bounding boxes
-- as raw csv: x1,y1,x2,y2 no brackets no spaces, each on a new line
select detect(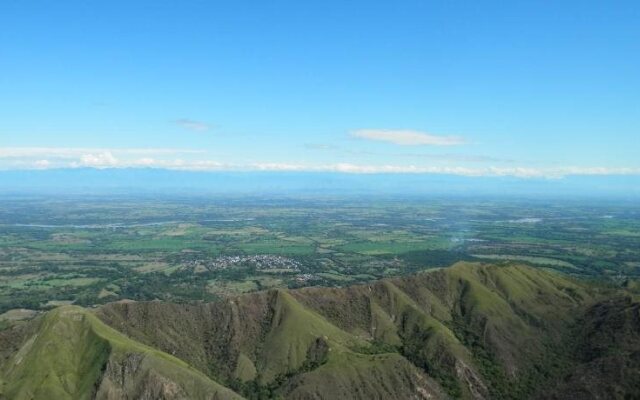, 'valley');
1,196,638,315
